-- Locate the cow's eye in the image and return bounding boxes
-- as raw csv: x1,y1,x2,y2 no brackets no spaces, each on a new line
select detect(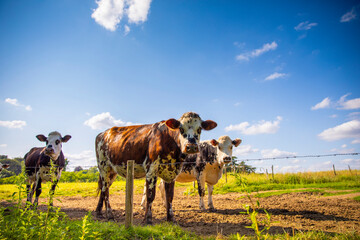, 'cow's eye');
179,128,184,134
55,140,60,145
197,128,201,134
183,134,187,138
230,146,233,149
